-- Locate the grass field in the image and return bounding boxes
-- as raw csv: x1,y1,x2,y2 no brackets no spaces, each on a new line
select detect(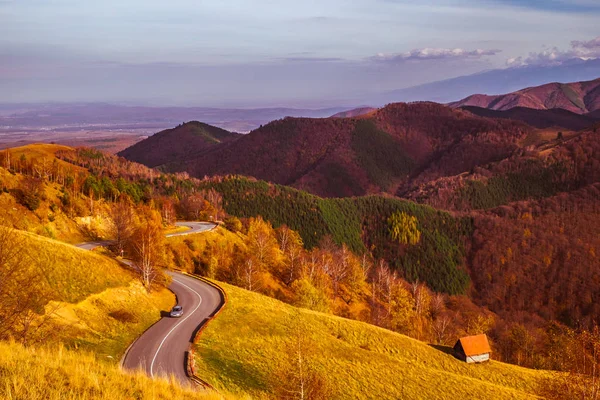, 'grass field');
14,229,132,303
193,281,551,400
0,341,229,400
48,282,174,359
7,228,176,359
